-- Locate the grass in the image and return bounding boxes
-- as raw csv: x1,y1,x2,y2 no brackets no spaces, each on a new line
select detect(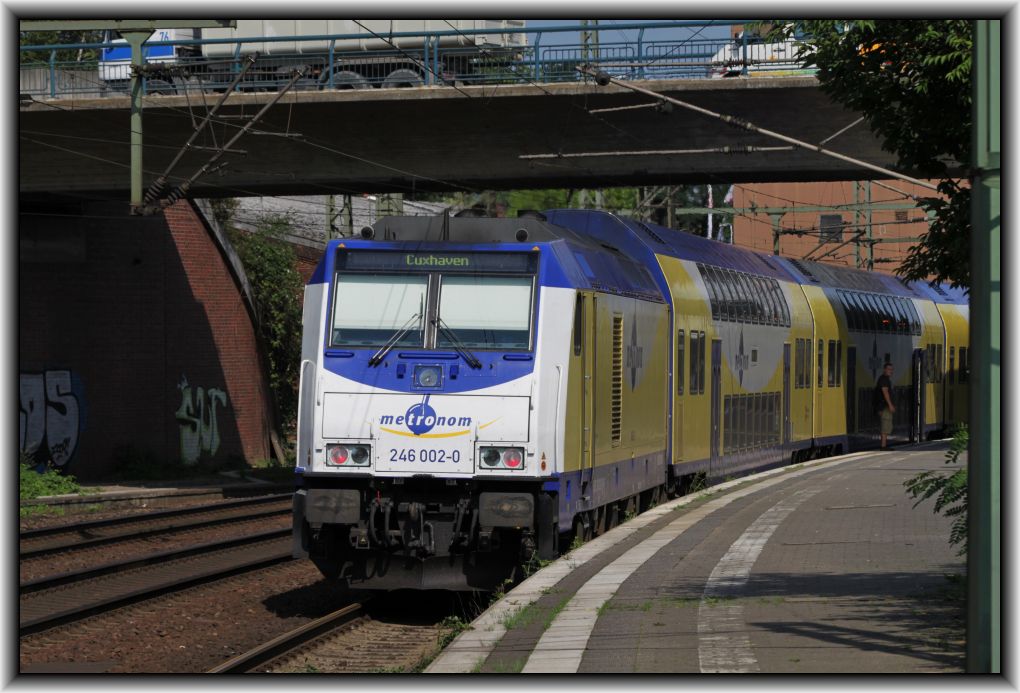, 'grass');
598,600,653,616
503,592,571,633
20,459,82,500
